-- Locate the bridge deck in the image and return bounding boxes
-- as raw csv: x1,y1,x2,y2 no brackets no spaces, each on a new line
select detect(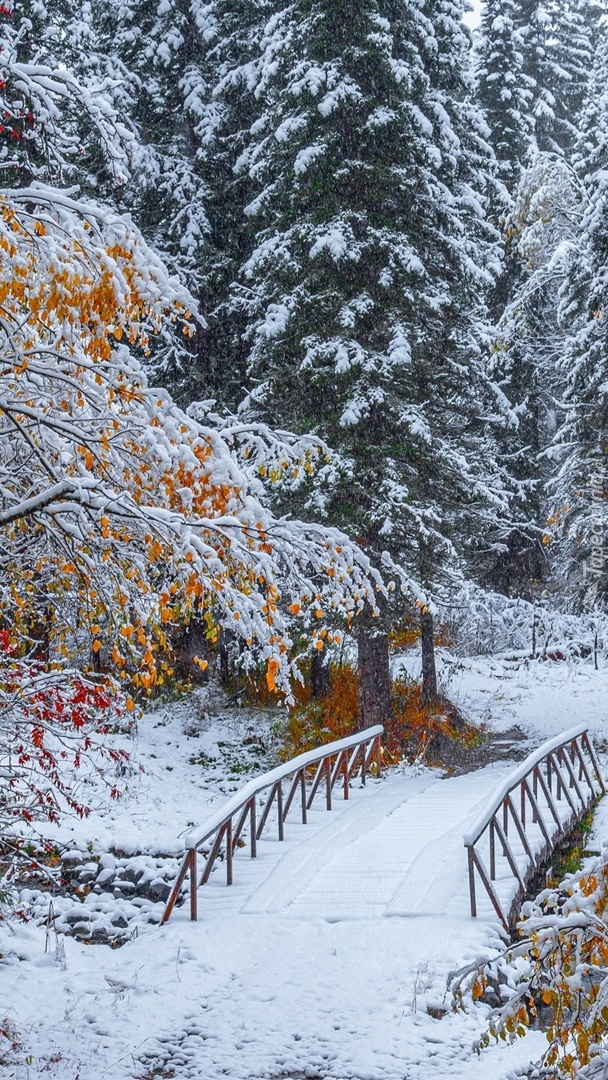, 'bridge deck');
241,769,504,920
171,762,519,925
136,761,552,1080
